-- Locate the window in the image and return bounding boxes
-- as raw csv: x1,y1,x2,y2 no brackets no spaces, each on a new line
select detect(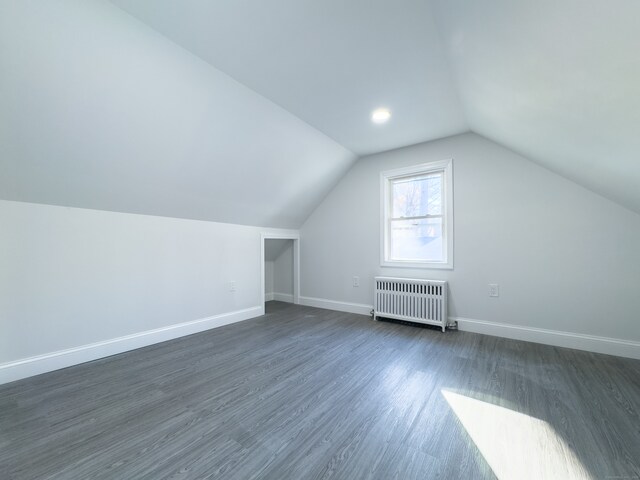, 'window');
381,159,453,269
